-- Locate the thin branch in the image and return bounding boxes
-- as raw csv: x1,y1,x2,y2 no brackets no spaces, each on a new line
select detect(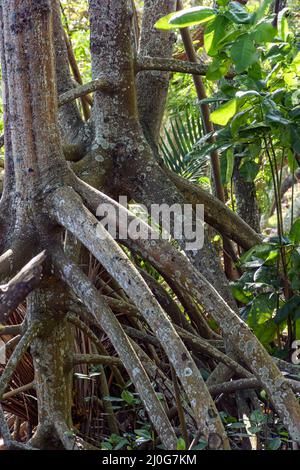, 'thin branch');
123,325,160,348
72,353,122,367
165,168,262,250
177,327,252,379
5,335,21,351
137,56,235,79
58,79,115,107
209,377,300,397
0,324,22,337
63,30,92,119
137,55,208,75
2,381,35,401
